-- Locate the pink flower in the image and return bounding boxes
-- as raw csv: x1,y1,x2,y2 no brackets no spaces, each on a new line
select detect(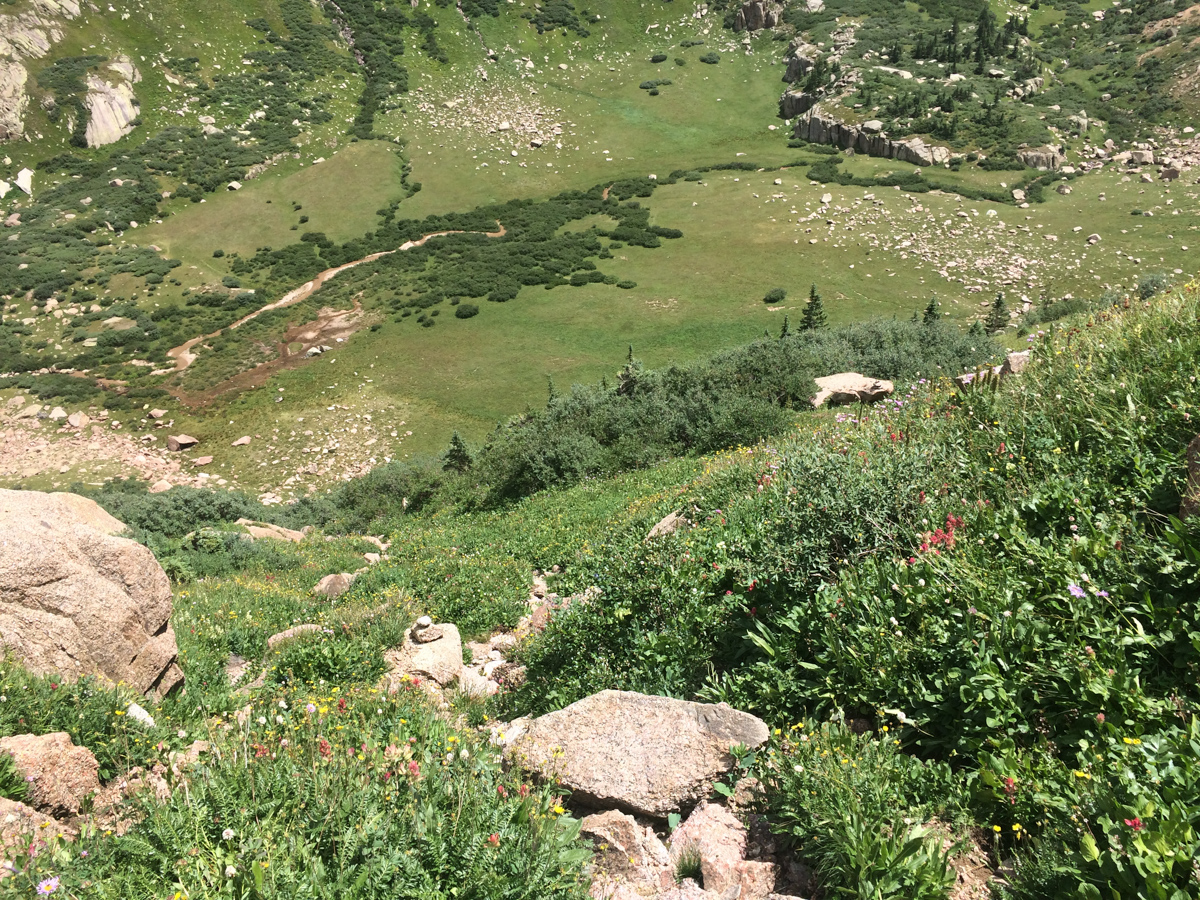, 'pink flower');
1124,817,1143,832
488,833,500,847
